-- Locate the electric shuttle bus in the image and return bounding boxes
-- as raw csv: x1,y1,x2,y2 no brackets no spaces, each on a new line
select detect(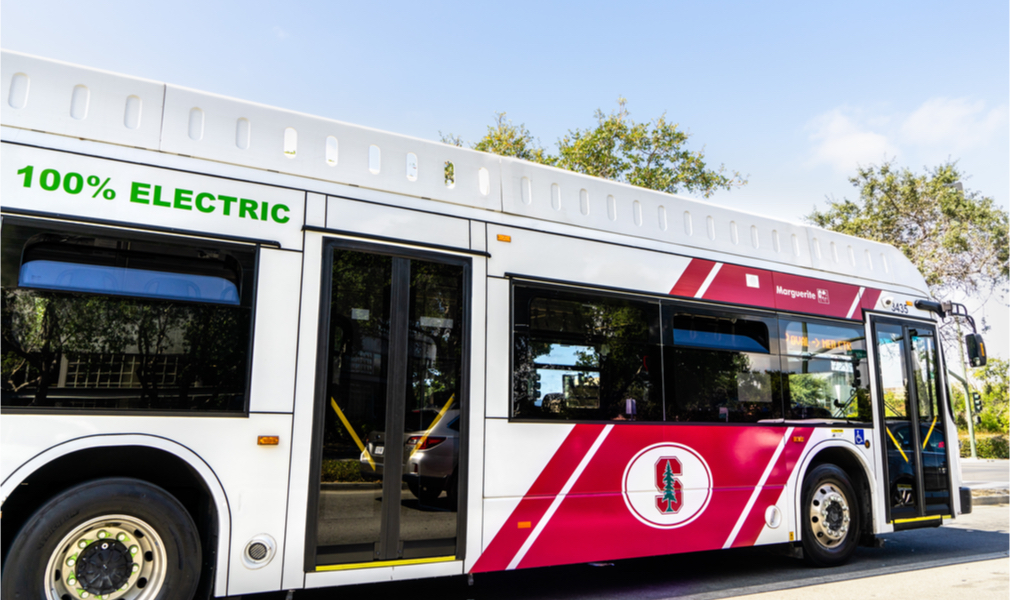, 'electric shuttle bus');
0,50,987,599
